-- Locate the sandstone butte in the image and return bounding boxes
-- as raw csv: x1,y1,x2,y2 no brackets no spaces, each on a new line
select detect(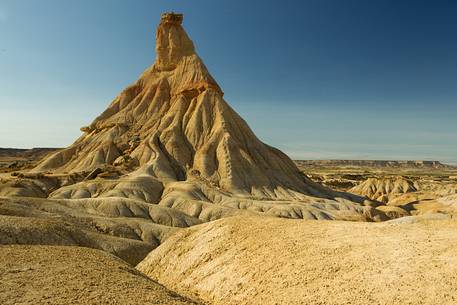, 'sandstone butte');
21,12,388,223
